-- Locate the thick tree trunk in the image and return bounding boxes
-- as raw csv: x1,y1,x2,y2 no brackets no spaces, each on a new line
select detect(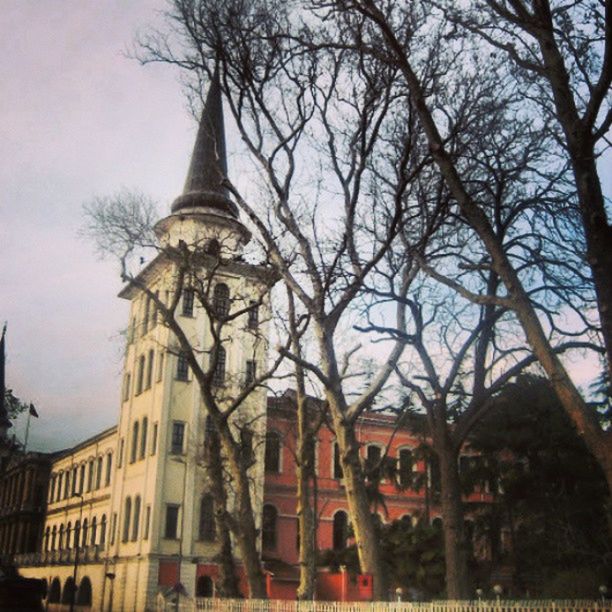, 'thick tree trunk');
218,424,268,599
204,428,241,598
434,434,470,599
332,409,389,600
